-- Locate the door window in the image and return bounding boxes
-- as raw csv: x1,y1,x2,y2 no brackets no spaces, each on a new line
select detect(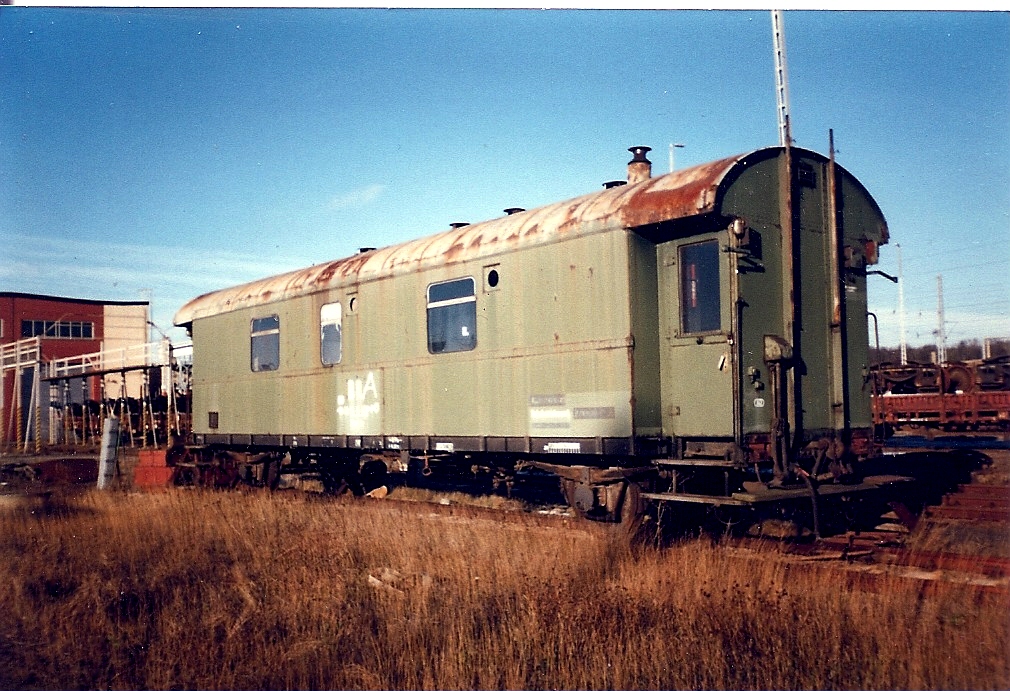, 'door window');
680,240,721,334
